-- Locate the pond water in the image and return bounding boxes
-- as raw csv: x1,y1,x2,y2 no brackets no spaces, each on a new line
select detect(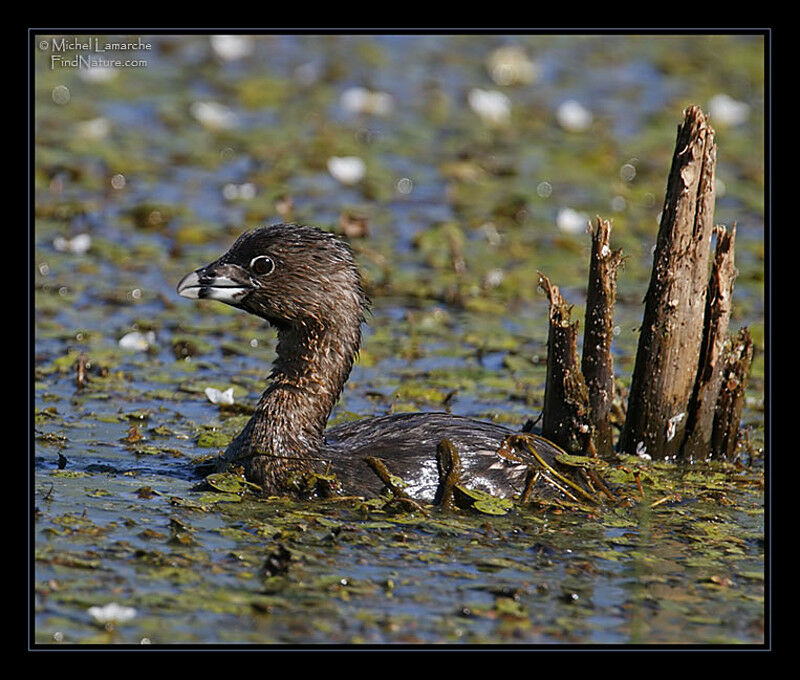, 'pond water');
33,33,765,645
